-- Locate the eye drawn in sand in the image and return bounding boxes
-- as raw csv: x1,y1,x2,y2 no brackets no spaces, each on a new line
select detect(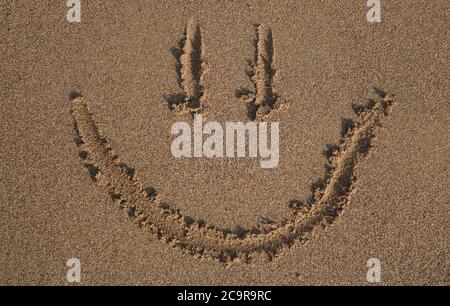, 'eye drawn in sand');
165,21,206,116
236,24,281,121
68,23,396,264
